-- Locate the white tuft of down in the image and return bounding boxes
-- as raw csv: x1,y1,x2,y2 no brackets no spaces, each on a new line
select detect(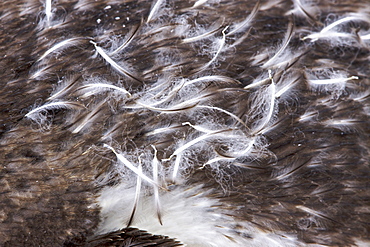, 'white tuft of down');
96,184,306,247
